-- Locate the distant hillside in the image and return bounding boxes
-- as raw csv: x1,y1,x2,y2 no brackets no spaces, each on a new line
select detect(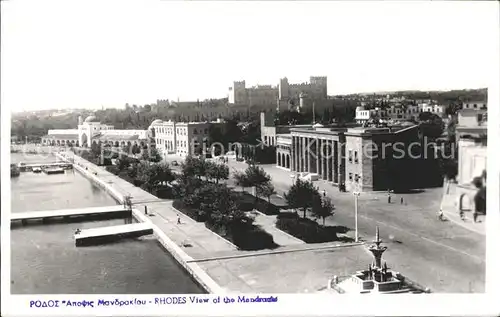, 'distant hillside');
344,88,487,104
